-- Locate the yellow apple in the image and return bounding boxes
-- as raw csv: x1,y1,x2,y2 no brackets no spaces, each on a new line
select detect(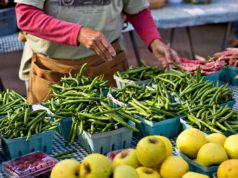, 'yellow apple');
114,165,139,178
80,153,112,178
136,167,161,178
160,156,189,178
136,136,167,167
224,135,238,159
51,159,80,178
155,136,173,157
182,172,209,178
113,149,140,168
176,128,207,159
196,143,228,167
206,133,226,146
217,159,238,178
